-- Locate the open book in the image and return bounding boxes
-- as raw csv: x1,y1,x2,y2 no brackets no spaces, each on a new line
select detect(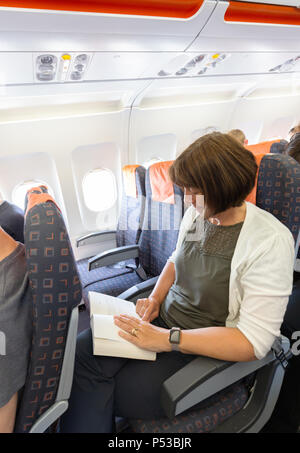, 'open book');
89,291,156,361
